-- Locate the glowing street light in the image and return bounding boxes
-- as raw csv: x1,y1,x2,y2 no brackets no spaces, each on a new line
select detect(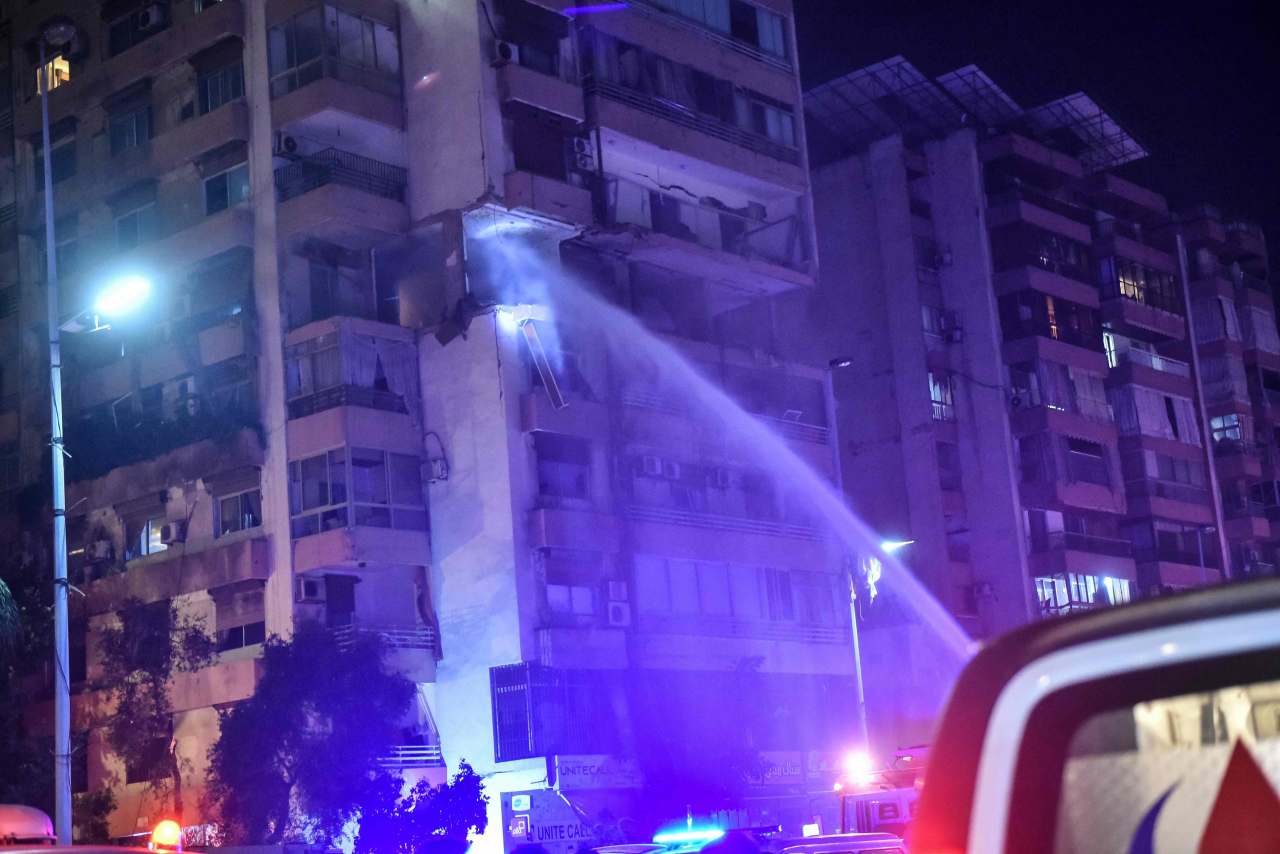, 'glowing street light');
95,275,152,317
